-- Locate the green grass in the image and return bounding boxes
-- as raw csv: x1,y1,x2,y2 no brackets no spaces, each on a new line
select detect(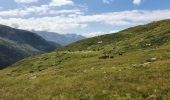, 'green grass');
0,20,170,100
